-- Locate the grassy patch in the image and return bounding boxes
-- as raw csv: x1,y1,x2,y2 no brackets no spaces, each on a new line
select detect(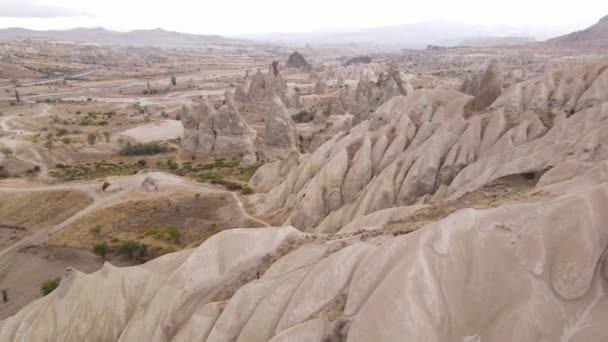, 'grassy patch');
118,240,147,260
119,142,168,156
49,160,145,180
40,277,60,296
92,242,108,257
145,224,181,243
